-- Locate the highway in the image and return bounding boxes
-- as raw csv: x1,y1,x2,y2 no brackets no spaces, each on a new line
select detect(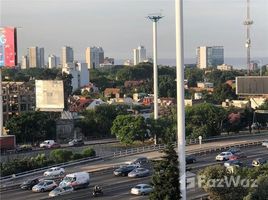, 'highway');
1,145,267,200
